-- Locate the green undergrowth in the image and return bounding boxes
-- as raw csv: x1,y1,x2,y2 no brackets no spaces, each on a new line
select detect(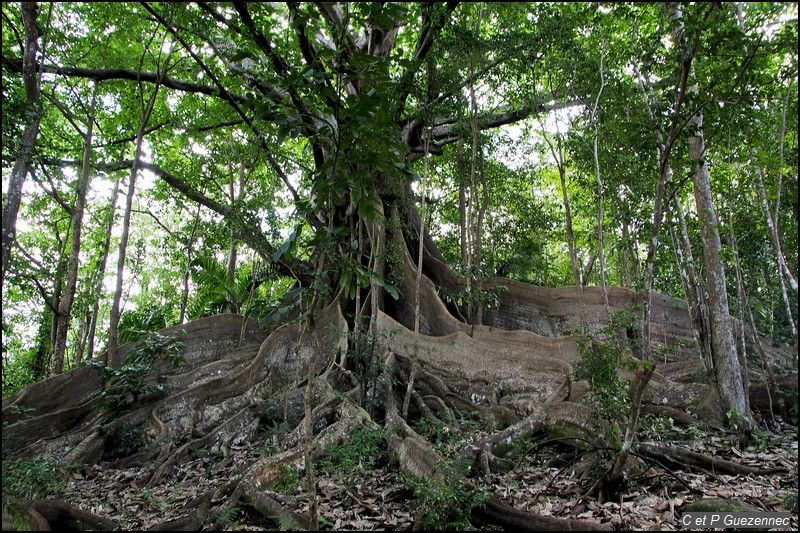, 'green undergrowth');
402,473,491,530
86,332,186,417
1,454,69,500
316,425,386,473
